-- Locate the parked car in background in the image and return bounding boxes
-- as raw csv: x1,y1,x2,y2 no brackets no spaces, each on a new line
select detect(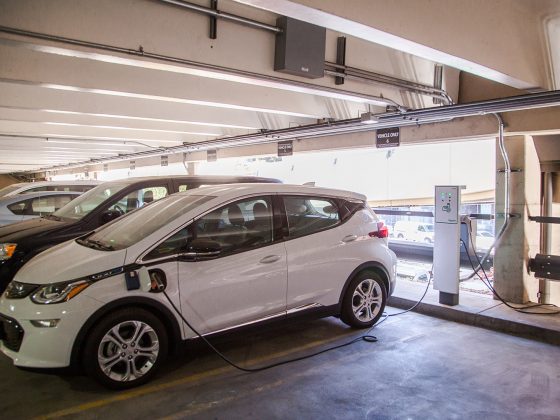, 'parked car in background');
0,180,100,198
393,221,434,243
0,175,280,293
0,191,82,226
476,230,495,251
0,183,396,389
